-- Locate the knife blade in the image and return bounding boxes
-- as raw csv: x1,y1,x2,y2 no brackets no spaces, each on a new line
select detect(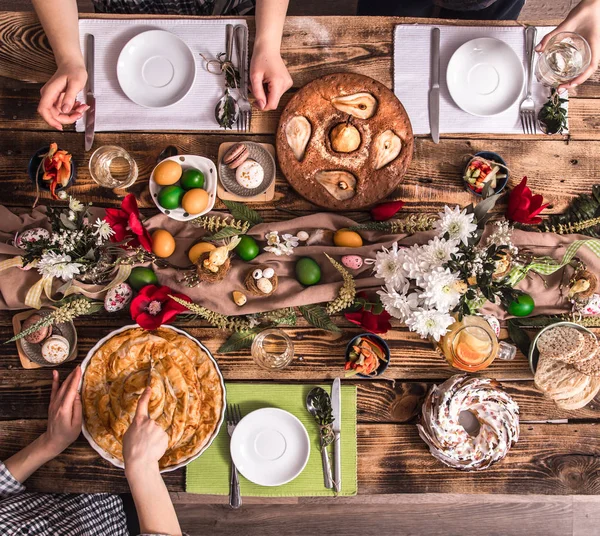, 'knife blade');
84,34,96,152
429,27,440,144
331,378,341,493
